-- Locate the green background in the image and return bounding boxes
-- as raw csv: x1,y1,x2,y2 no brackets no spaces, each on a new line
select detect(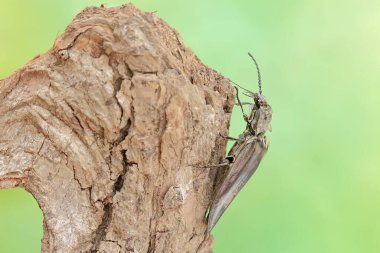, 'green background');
1,0,379,252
